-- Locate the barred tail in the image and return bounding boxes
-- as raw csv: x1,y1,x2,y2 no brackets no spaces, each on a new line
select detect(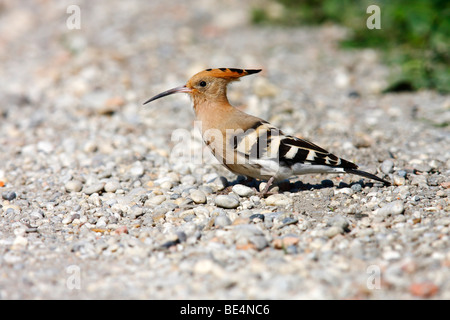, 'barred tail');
344,168,391,185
